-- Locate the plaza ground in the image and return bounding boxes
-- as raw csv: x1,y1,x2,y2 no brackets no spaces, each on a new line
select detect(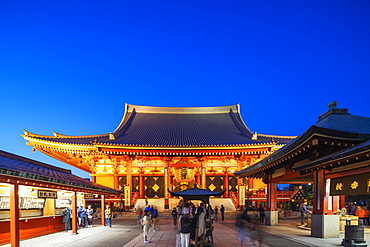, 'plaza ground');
2,211,370,247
